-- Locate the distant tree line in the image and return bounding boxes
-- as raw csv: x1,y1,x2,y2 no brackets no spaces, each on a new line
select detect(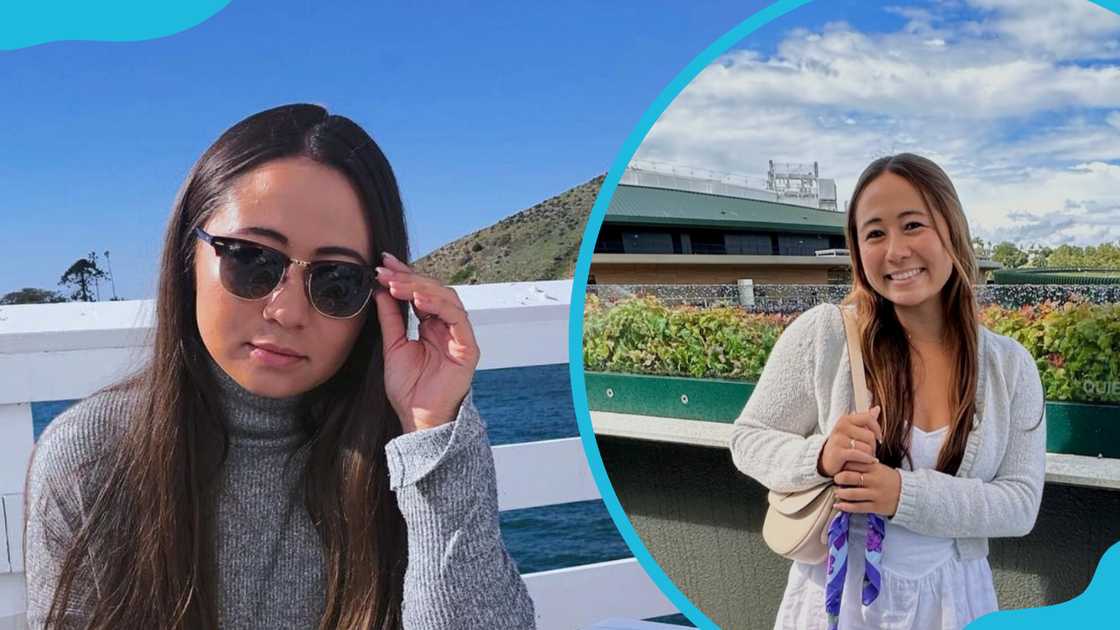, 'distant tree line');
1,250,120,305
971,238,1120,270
